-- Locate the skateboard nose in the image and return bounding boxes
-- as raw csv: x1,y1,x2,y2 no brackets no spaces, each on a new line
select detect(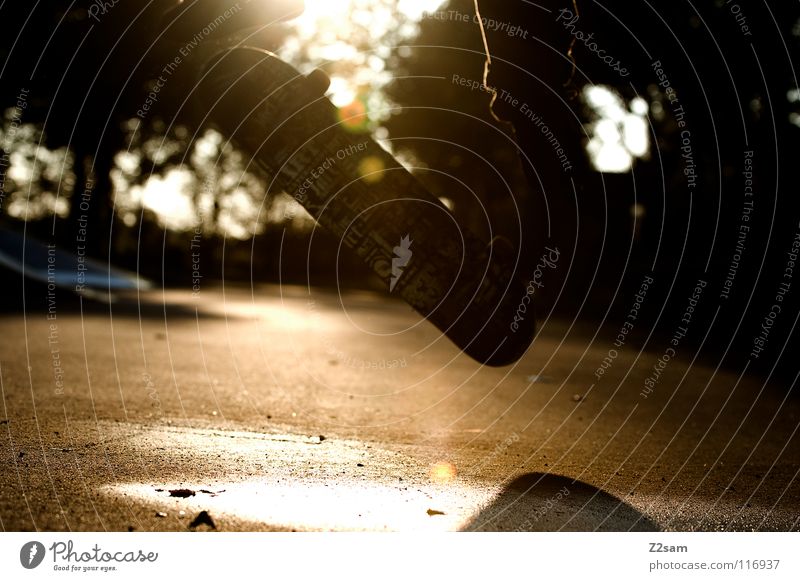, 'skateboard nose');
305,69,331,97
